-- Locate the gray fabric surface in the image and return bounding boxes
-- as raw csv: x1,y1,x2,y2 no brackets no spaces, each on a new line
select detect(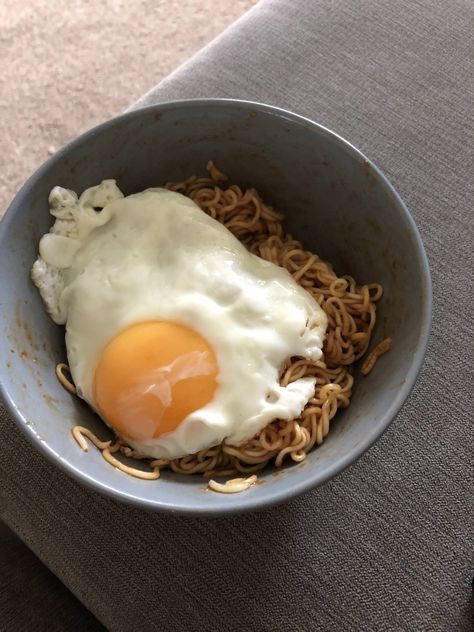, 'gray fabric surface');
1,0,473,630
0,521,104,631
